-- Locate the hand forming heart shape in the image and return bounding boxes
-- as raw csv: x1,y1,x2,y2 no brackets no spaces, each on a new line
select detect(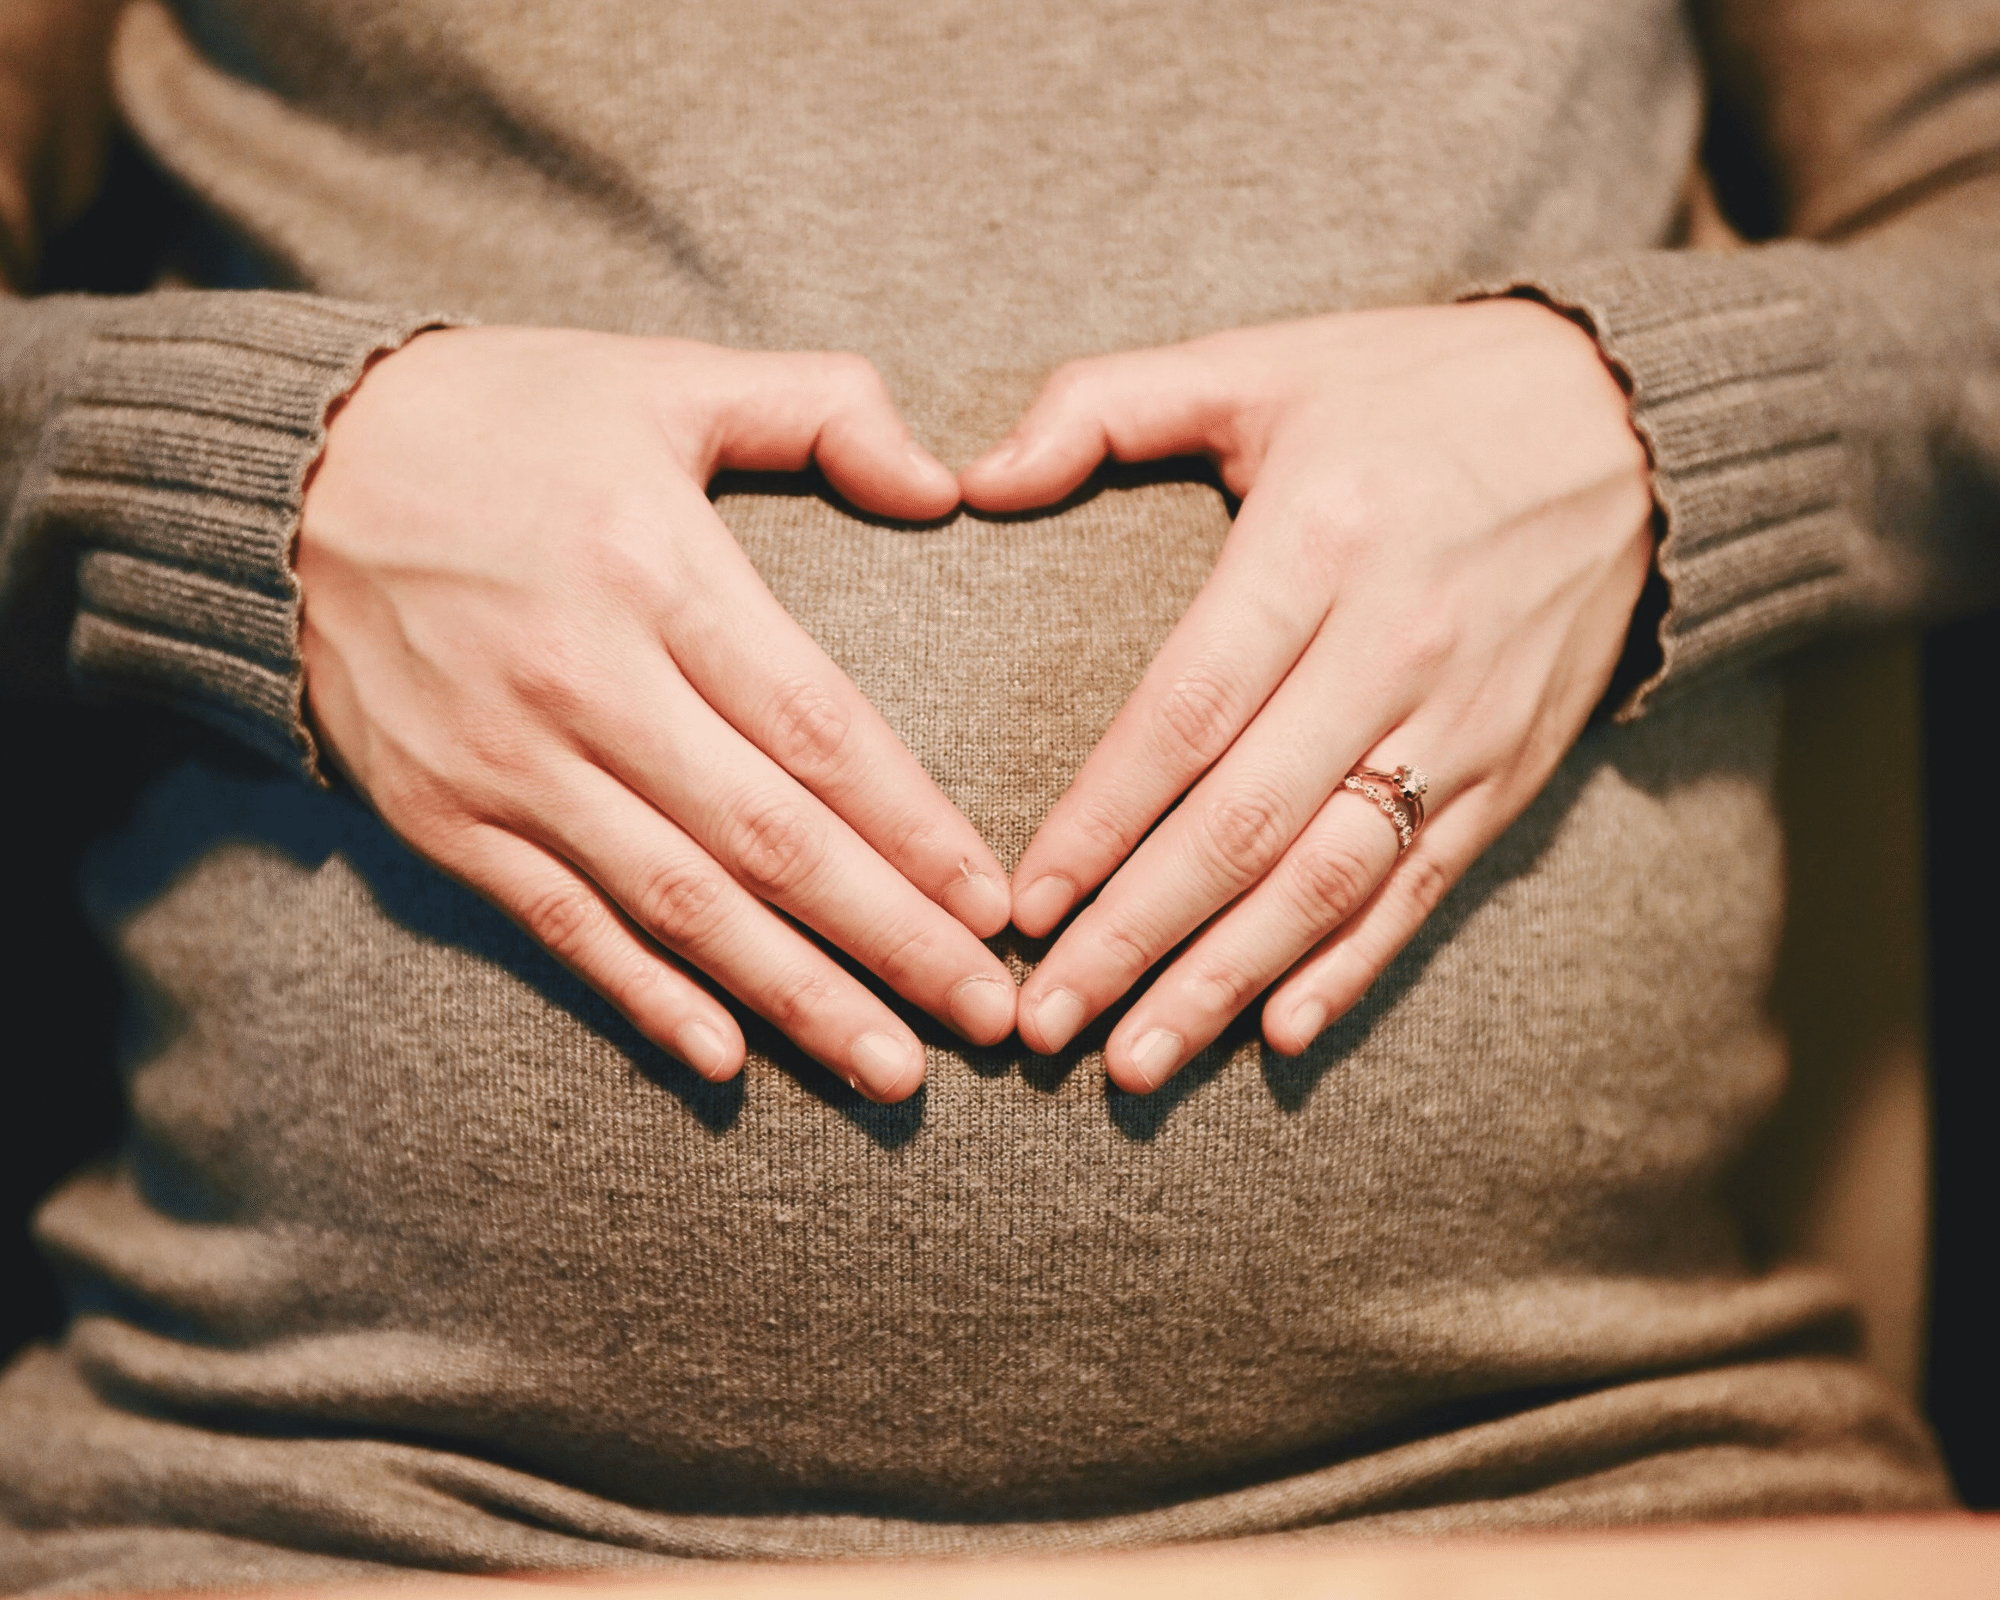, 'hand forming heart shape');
963,299,1654,1093
298,306,1651,1103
